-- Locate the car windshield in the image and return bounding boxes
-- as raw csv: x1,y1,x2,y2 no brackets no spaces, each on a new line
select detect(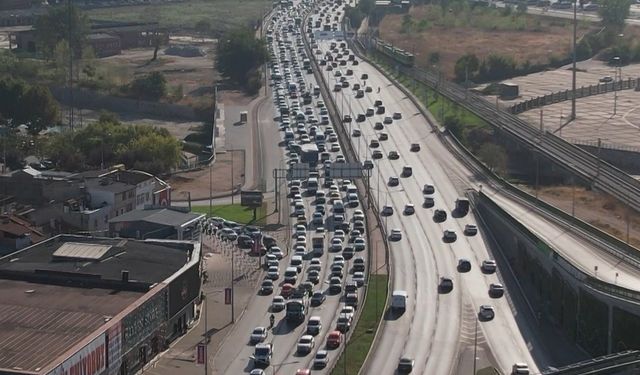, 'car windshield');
255,347,270,356
253,328,263,334
316,352,327,359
